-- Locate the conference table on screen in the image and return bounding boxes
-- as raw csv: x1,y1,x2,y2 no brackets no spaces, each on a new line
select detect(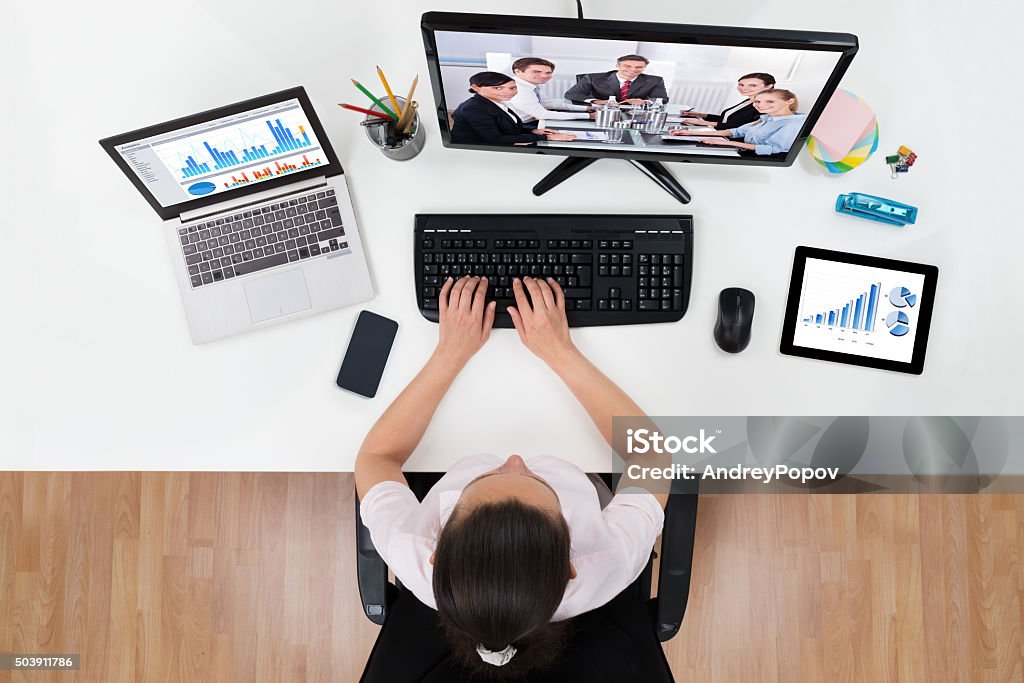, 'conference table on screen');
536,102,741,156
